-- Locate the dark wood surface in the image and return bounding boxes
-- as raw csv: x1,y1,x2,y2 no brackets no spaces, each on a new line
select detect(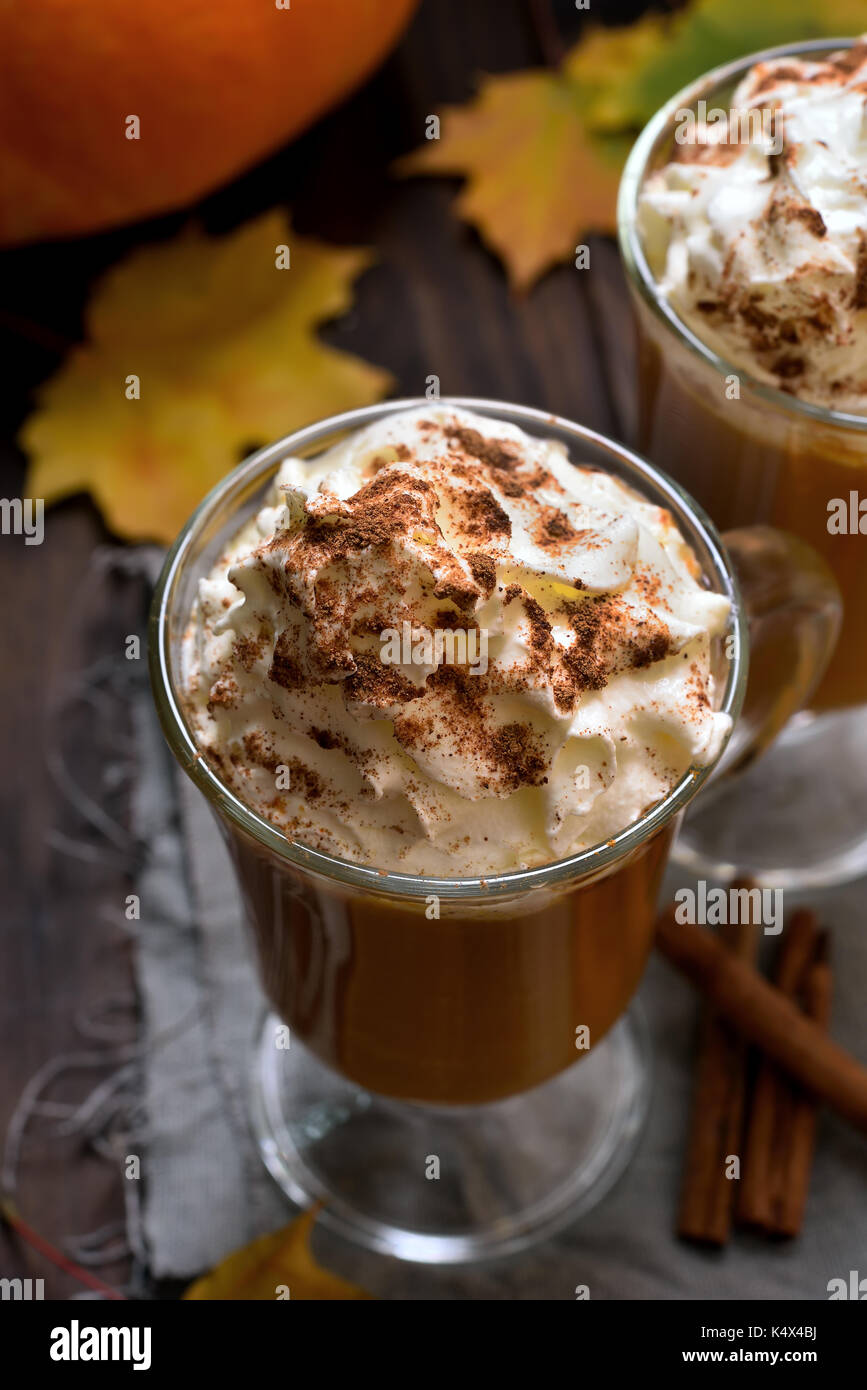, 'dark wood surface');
0,0,650,1297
